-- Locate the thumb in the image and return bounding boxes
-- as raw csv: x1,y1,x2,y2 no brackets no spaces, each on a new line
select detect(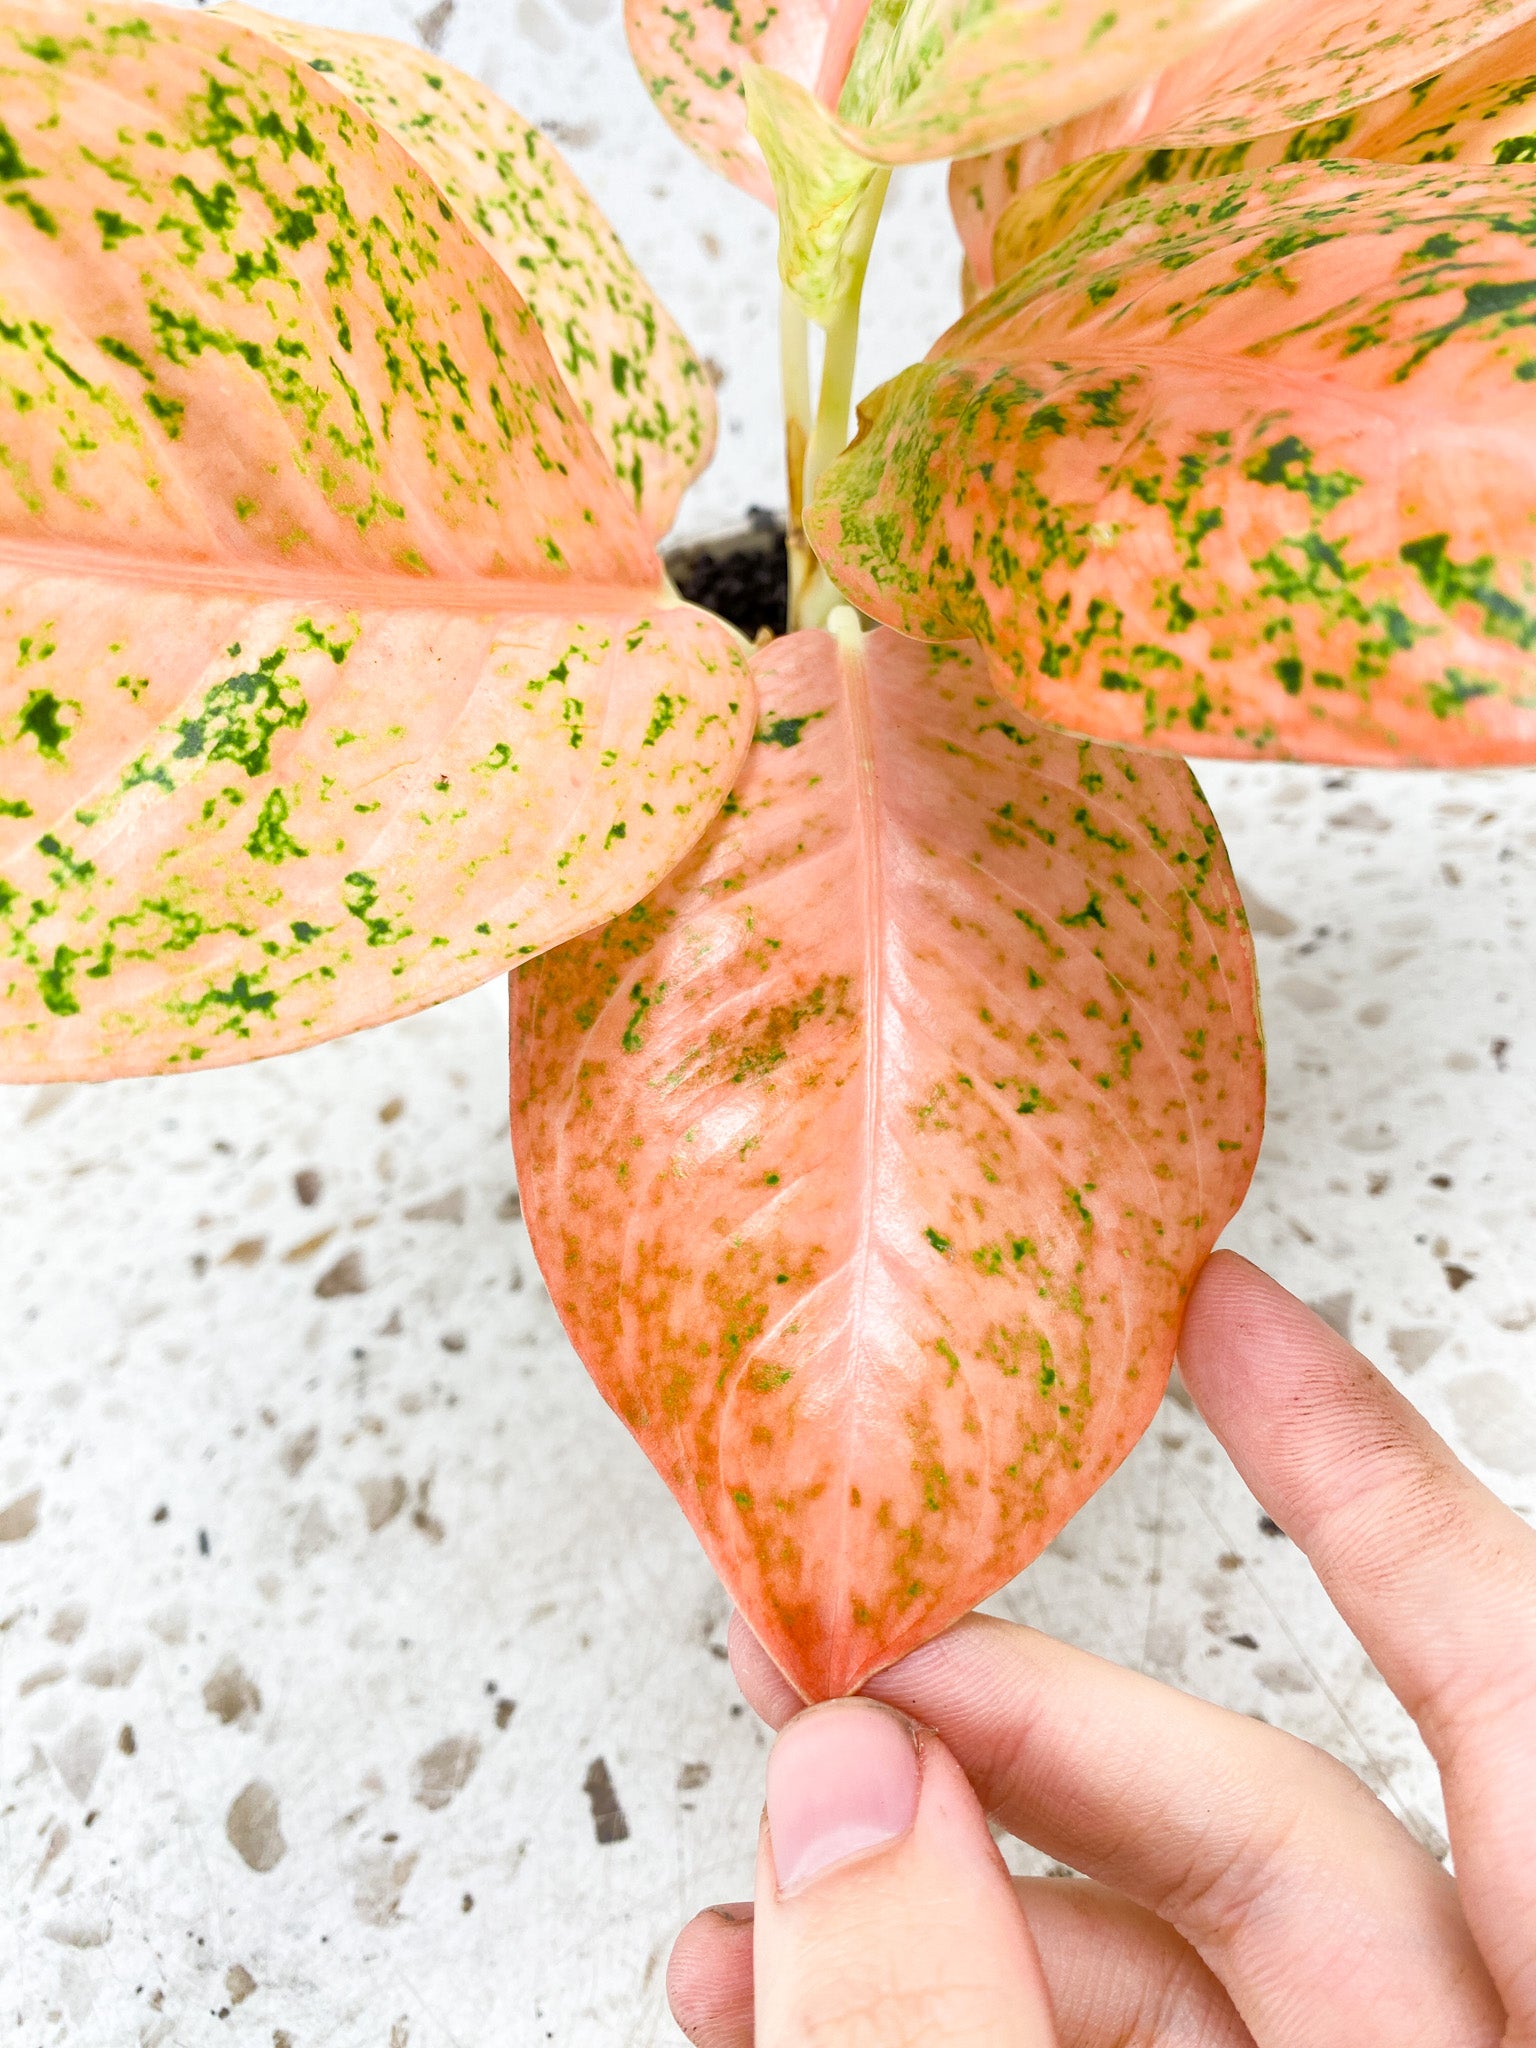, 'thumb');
754,1696,1059,2048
